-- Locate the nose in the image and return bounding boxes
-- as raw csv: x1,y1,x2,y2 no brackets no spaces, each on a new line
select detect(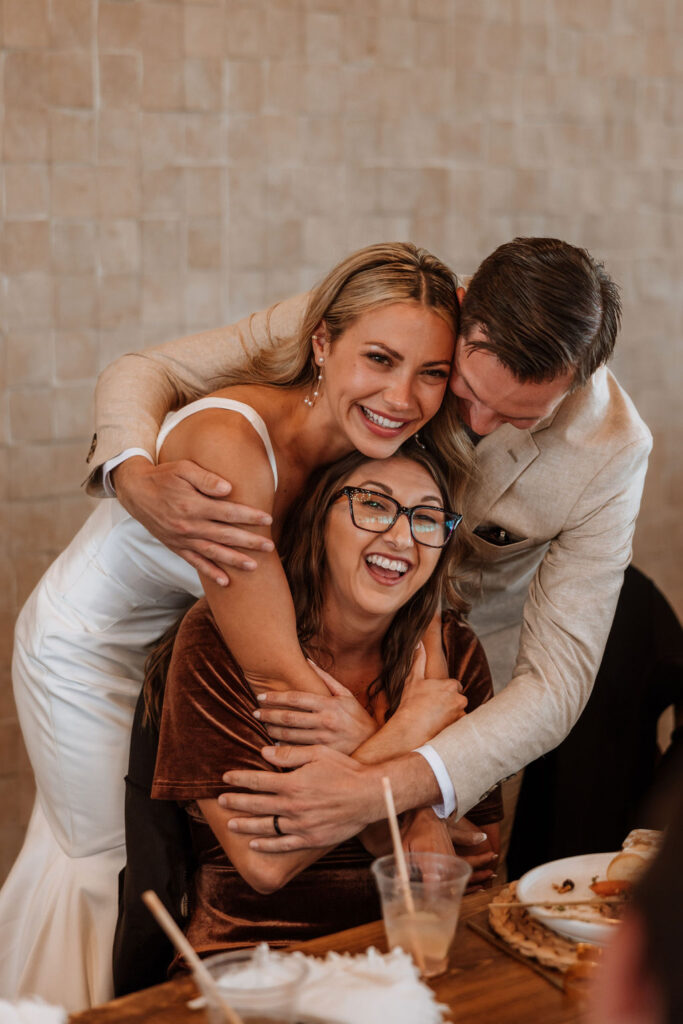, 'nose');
467,401,503,435
383,374,415,411
384,512,414,549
